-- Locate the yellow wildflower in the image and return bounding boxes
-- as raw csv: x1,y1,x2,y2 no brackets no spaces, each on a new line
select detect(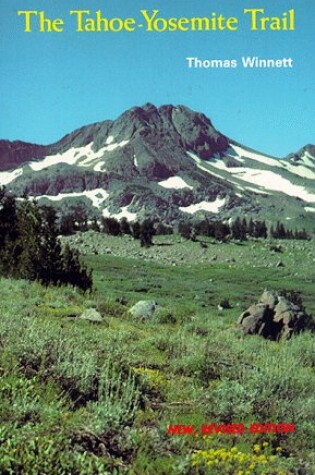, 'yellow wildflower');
253,444,261,452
